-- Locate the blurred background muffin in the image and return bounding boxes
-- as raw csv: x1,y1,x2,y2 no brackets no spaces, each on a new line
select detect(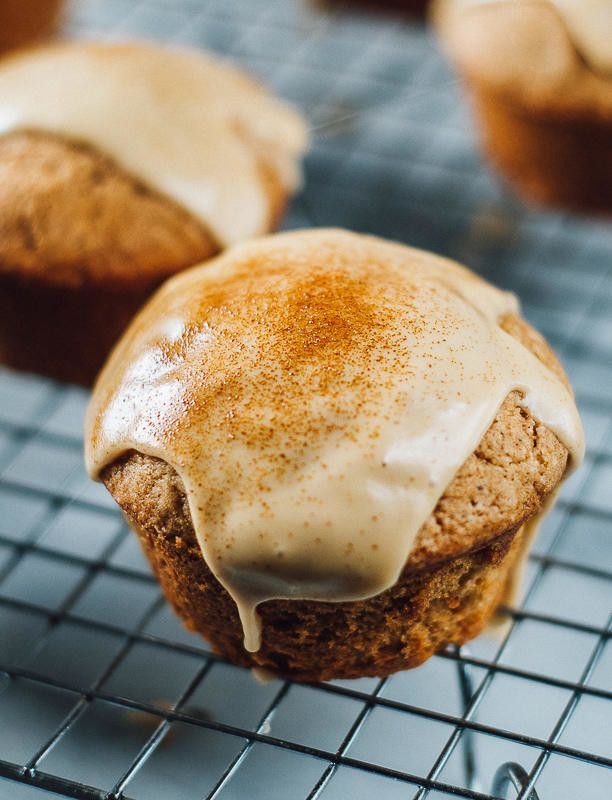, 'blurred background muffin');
0,42,308,385
434,0,612,213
